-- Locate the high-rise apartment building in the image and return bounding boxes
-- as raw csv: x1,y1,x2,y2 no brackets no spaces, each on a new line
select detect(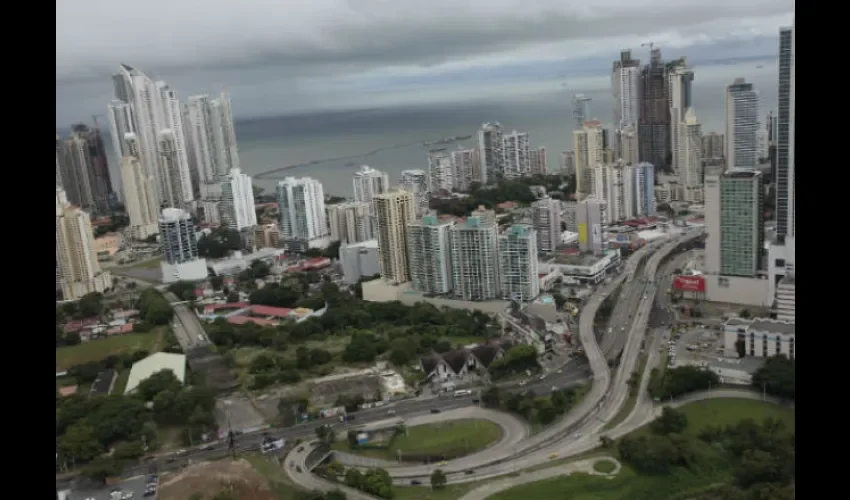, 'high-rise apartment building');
56,188,113,300
775,26,793,241
725,78,760,169
373,190,416,283
254,223,281,249
451,148,477,192
220,168,257,231
400,169,430,216
572,94,592,130
428,152,455,192
573,121,604,196
353,165,389,239
185,93,240,198
449,209,500,300
59,125,113,214
277,177,330,251
560,151,575,176
594,162,634,223
639,48,670,169
531,197,561,253
632,162,656,218
529,147,547,175
108,64,194,208
787,18,796,262
704,169,764,277
576,199,605,253
502,131,530,179
498,225,540,302
120,156,159,239
327,201,371,244
407,215,454,294
477,122,504,184
158,208,208,283
701,133,725,161
677,108,704,202
617,125,639,165
612,50,641,130
668,59,694,174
